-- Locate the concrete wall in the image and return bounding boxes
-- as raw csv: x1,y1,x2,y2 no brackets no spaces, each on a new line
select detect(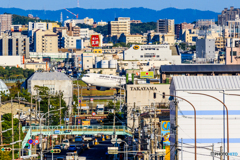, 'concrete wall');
196,38,215,59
